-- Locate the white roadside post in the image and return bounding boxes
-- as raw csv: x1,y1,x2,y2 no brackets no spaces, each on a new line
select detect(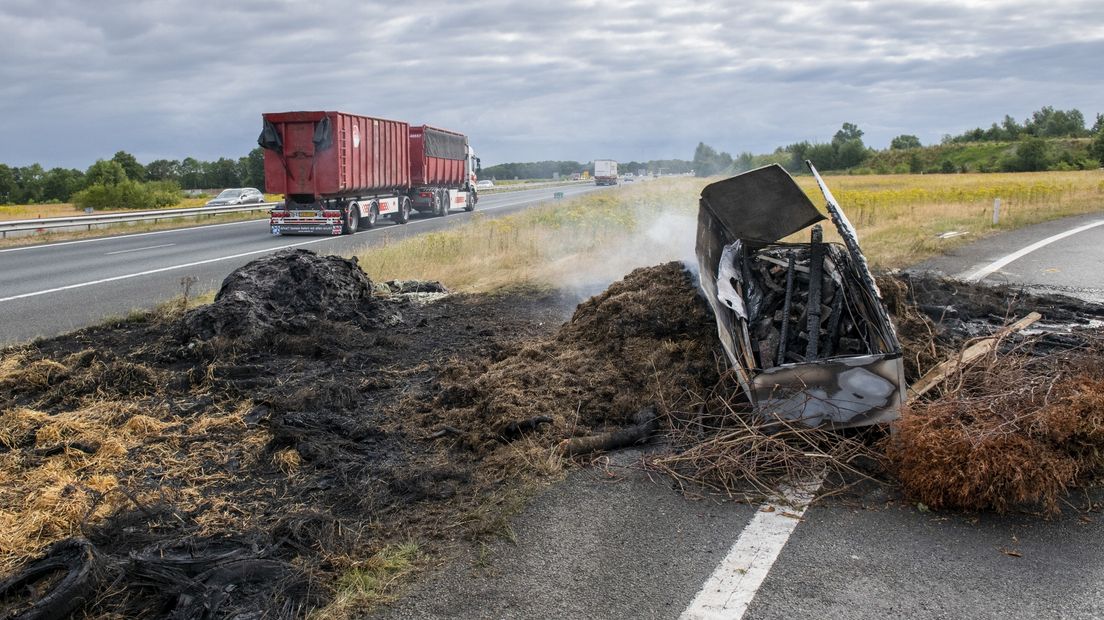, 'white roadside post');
993,198,1001,225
